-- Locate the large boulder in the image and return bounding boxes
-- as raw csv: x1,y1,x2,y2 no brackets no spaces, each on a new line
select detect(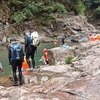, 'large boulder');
48,46,76,65
48,41,100,65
